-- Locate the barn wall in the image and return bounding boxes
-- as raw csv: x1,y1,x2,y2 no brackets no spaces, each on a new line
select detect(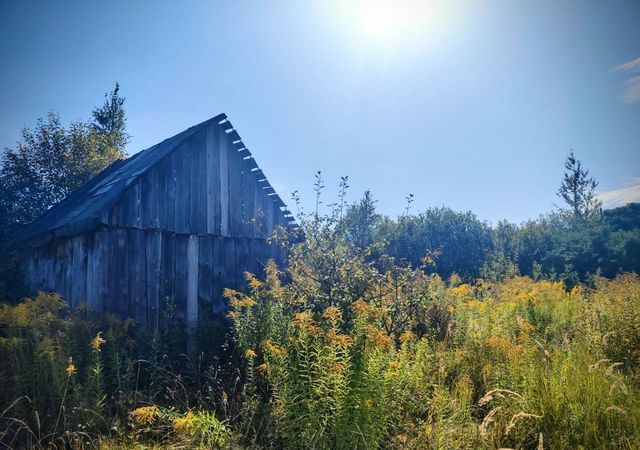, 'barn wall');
105,122,292,240
24,227,285,327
